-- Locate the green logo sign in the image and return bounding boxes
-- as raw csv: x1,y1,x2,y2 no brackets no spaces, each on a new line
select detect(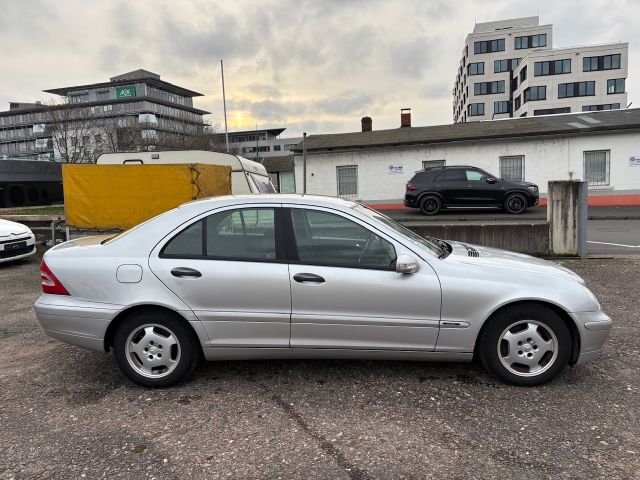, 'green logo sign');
116,86,136,99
